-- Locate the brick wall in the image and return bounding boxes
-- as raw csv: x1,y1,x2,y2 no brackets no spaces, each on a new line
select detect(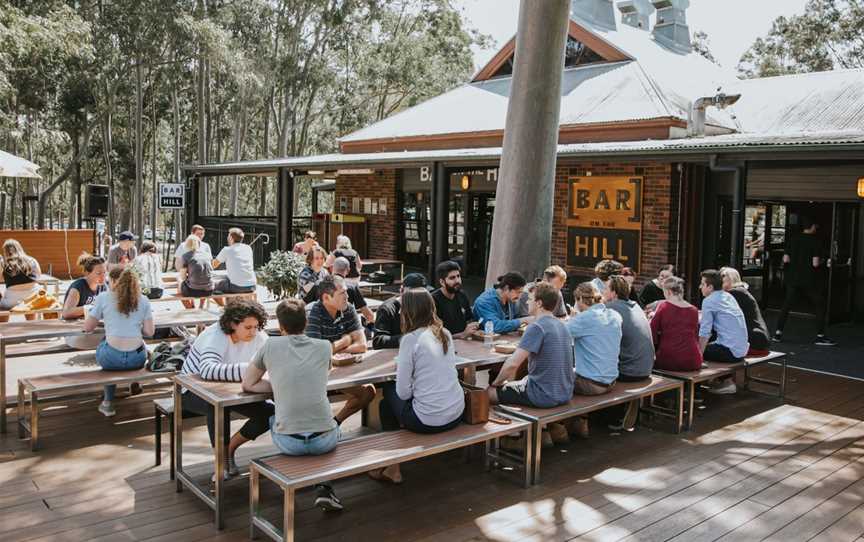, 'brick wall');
334,169,399,260
552,161,674,286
